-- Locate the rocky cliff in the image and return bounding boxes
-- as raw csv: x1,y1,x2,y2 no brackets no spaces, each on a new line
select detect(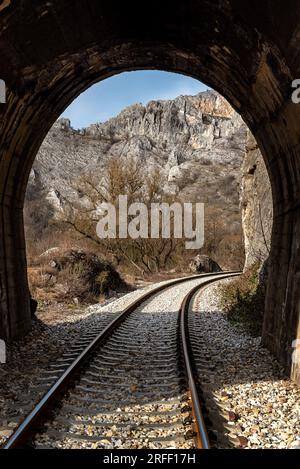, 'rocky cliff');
28,90,246,229
241,133,273,268
26,90,273,269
